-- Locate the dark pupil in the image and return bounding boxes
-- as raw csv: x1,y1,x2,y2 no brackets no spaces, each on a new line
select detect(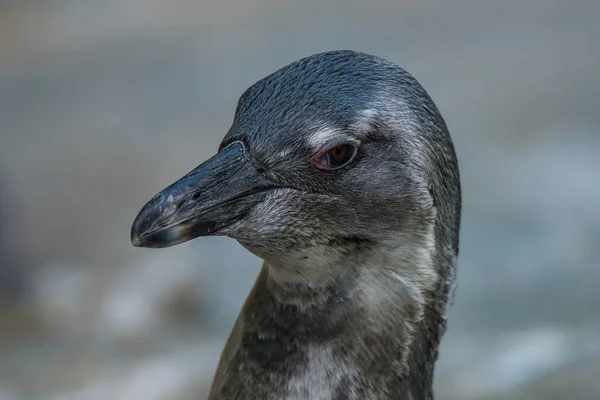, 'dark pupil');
327,145,353,166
